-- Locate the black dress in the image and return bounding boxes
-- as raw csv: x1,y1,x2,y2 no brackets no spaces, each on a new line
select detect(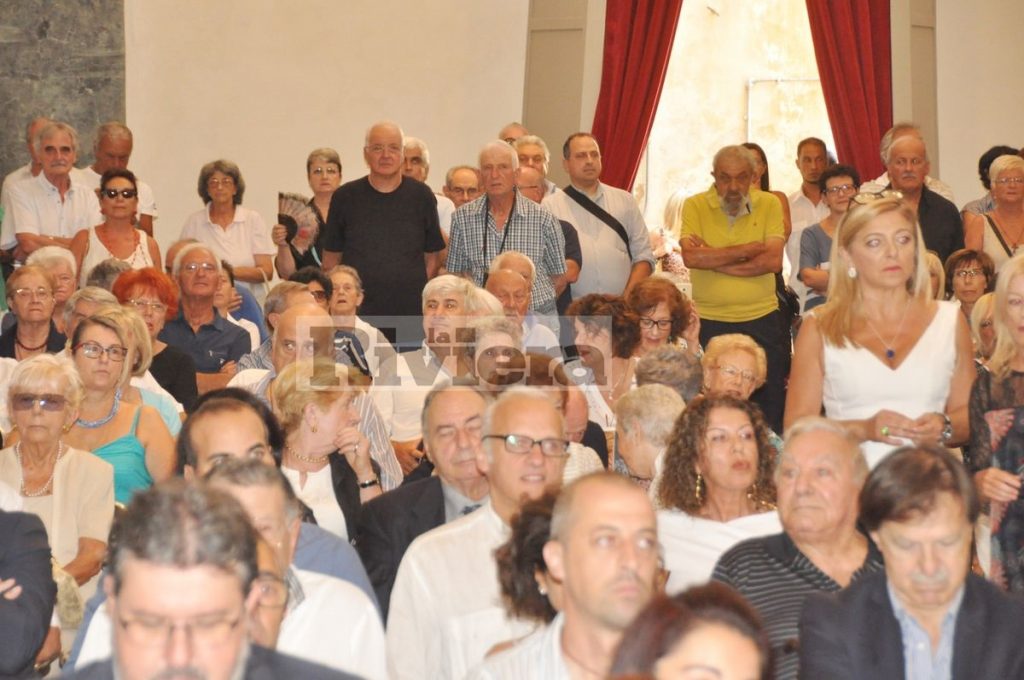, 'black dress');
149,344,199,413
